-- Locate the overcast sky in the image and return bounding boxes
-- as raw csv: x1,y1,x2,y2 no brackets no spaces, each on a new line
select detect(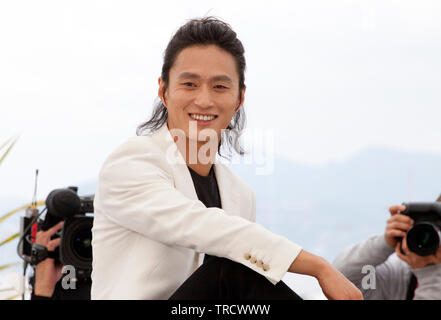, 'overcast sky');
1,0,441,201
